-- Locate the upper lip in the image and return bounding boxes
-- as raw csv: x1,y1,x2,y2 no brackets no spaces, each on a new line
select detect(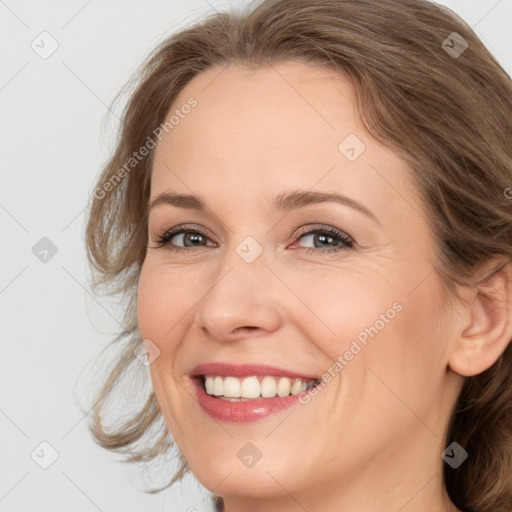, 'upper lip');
191,362,319,380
